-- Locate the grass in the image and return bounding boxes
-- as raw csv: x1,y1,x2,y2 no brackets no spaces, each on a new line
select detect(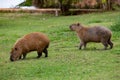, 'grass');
0,11,120,80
